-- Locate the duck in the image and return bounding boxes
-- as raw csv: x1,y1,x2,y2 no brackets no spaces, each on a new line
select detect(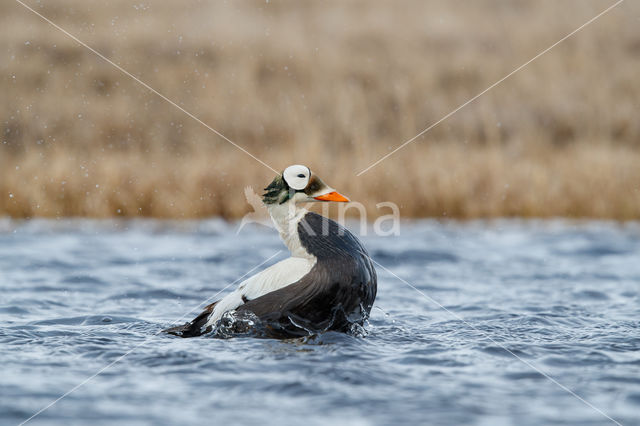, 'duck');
164,164,377,338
